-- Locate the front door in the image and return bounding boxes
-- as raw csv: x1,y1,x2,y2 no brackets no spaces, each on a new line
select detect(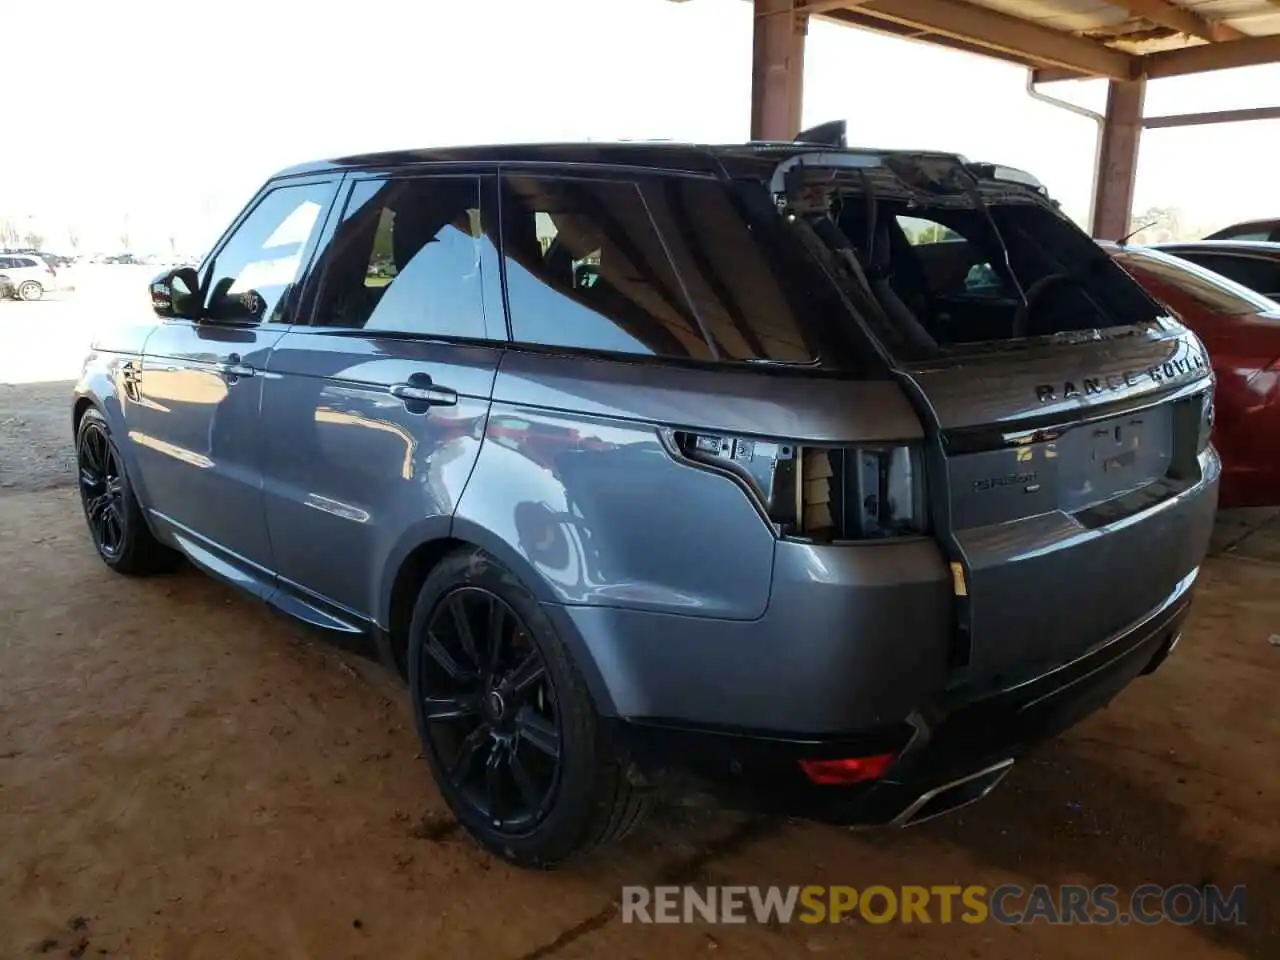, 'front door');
259,172,505,627
130,178,338,590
